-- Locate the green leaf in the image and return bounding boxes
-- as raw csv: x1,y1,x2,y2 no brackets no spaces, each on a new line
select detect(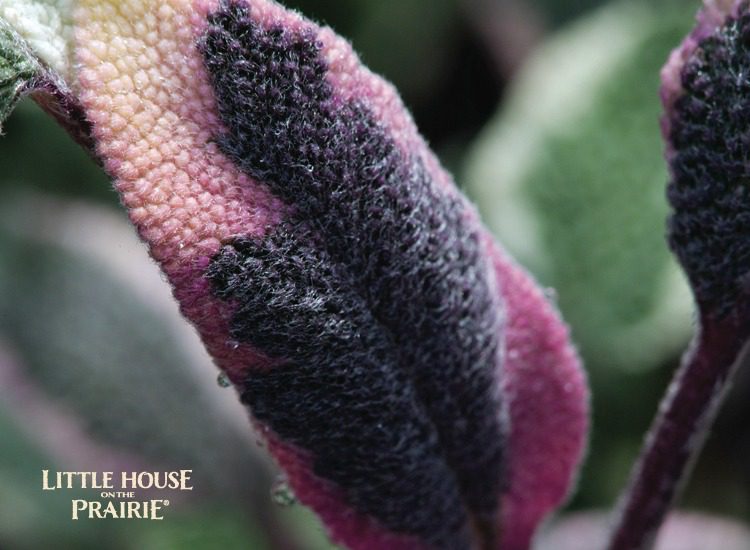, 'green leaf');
0,195,270,499
464,1,696,372
0,20,40,126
